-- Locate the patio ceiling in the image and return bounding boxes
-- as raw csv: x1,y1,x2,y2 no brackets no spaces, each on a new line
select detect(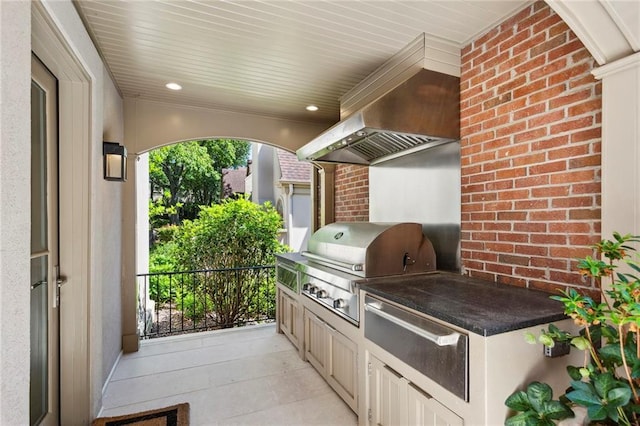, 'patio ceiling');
74,0,531,124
